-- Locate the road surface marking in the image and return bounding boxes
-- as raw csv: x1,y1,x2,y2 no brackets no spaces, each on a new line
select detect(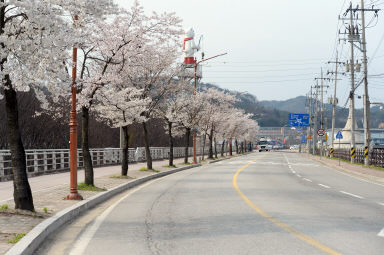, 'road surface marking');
339,191,364,199
297,174,302,178
69,179,161,255
318,184,331,189
377,202,384,206
378,228,384,237
233,157,341,255
324,165,384,188
303,178,312,182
